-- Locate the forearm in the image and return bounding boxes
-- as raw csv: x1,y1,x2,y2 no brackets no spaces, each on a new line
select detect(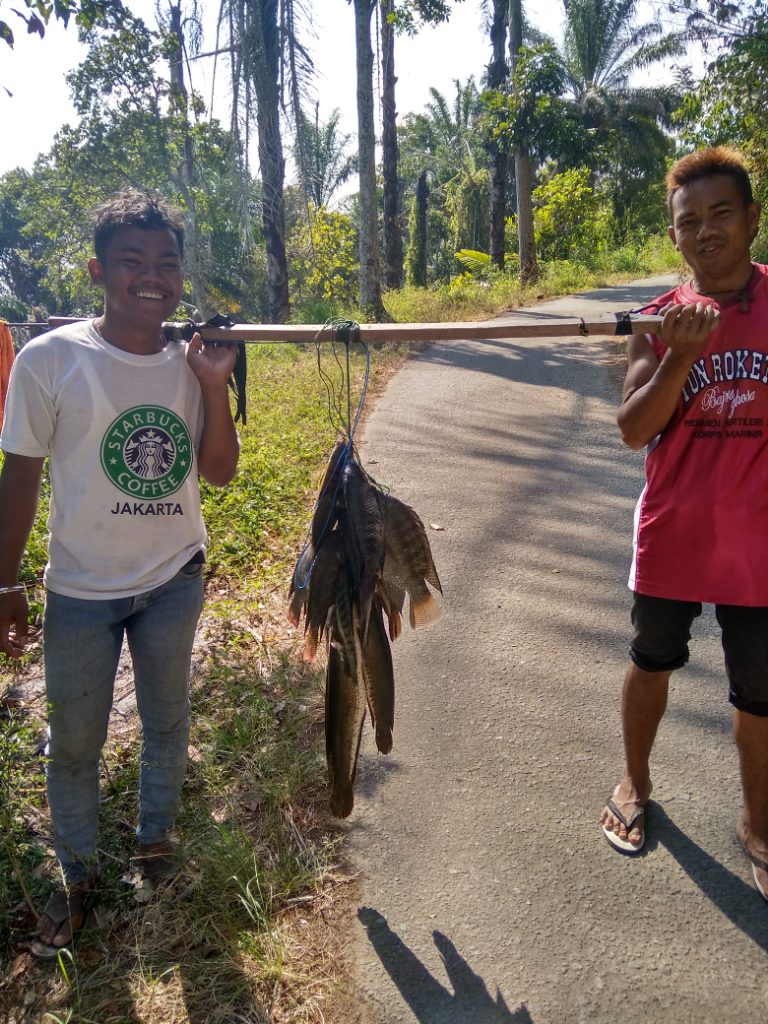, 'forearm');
196,383,240,487
0,454,44,584
617,350,698,450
